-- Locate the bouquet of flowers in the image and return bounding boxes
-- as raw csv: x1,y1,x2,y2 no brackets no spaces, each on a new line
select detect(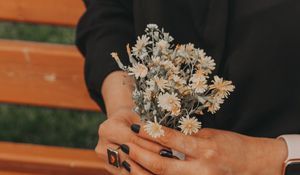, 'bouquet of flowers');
111,24,234,138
